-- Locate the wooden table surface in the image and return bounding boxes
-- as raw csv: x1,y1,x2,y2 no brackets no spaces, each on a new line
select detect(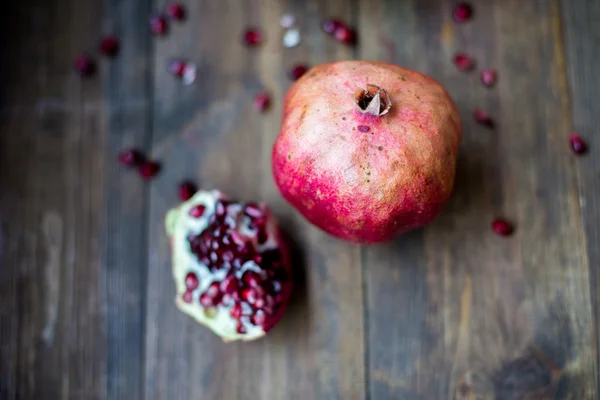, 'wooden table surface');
1,0,599,399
